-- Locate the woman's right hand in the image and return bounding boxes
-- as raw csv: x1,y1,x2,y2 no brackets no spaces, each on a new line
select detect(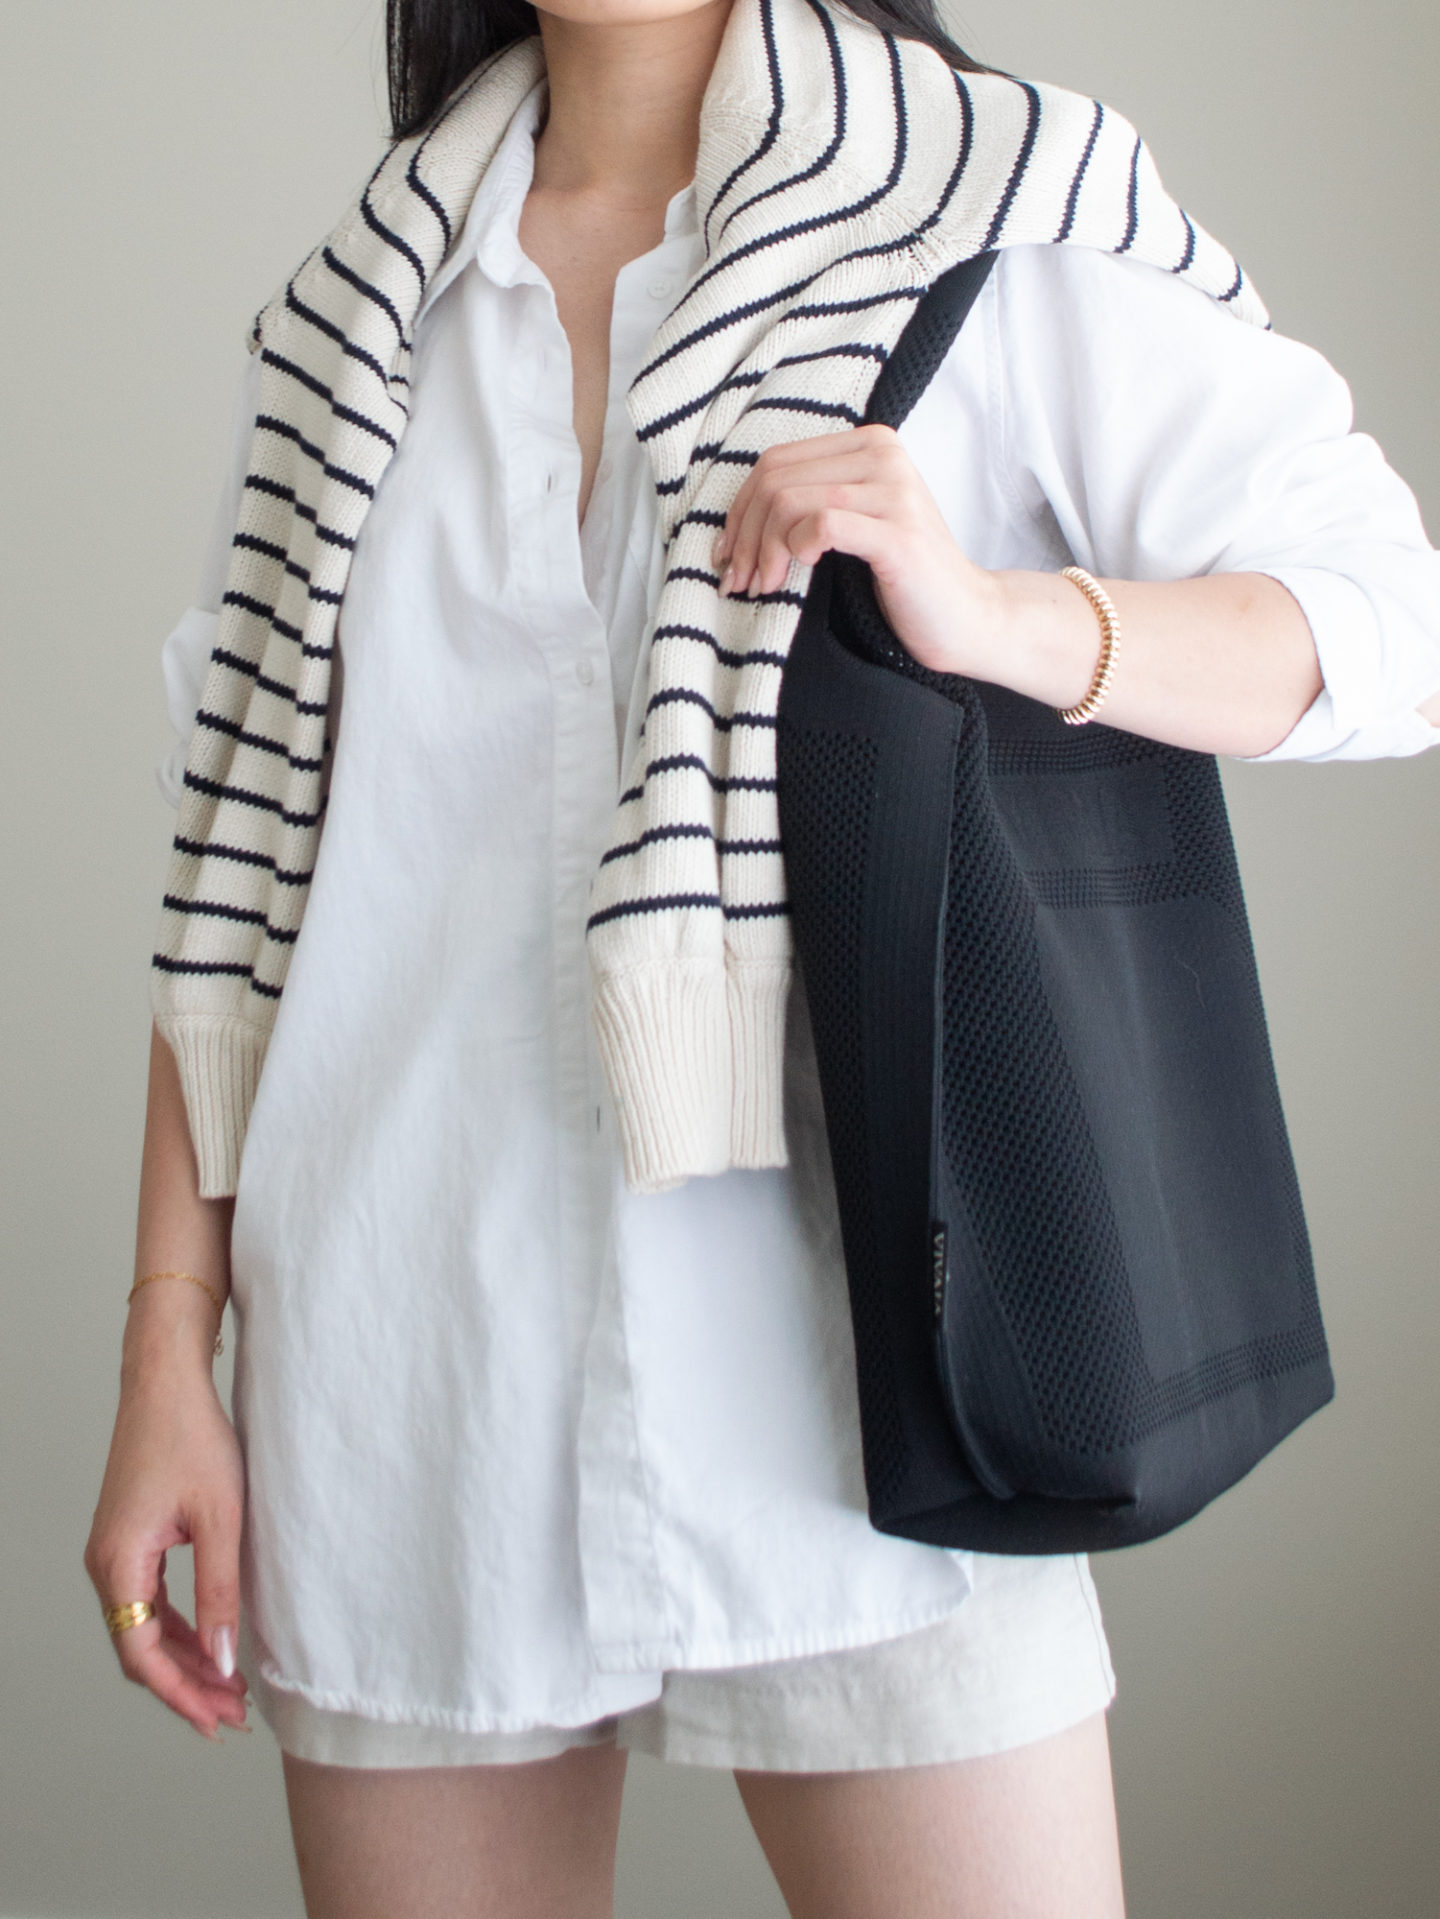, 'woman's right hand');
85,1279,252,1739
